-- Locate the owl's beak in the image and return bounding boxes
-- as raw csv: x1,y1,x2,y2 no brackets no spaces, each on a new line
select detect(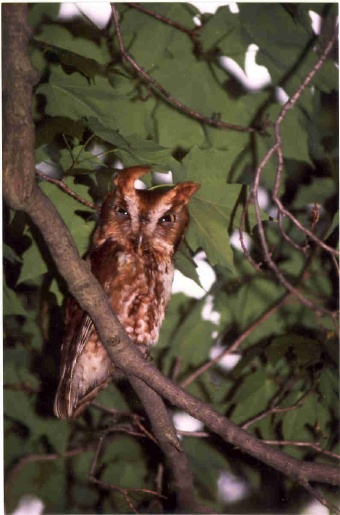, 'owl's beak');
135,233,143,253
